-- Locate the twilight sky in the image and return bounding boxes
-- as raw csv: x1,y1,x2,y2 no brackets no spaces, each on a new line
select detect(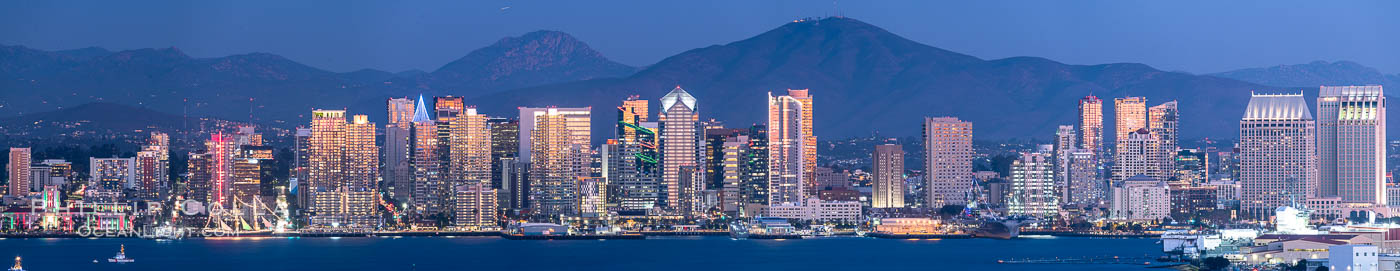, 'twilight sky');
3,0,1397,74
